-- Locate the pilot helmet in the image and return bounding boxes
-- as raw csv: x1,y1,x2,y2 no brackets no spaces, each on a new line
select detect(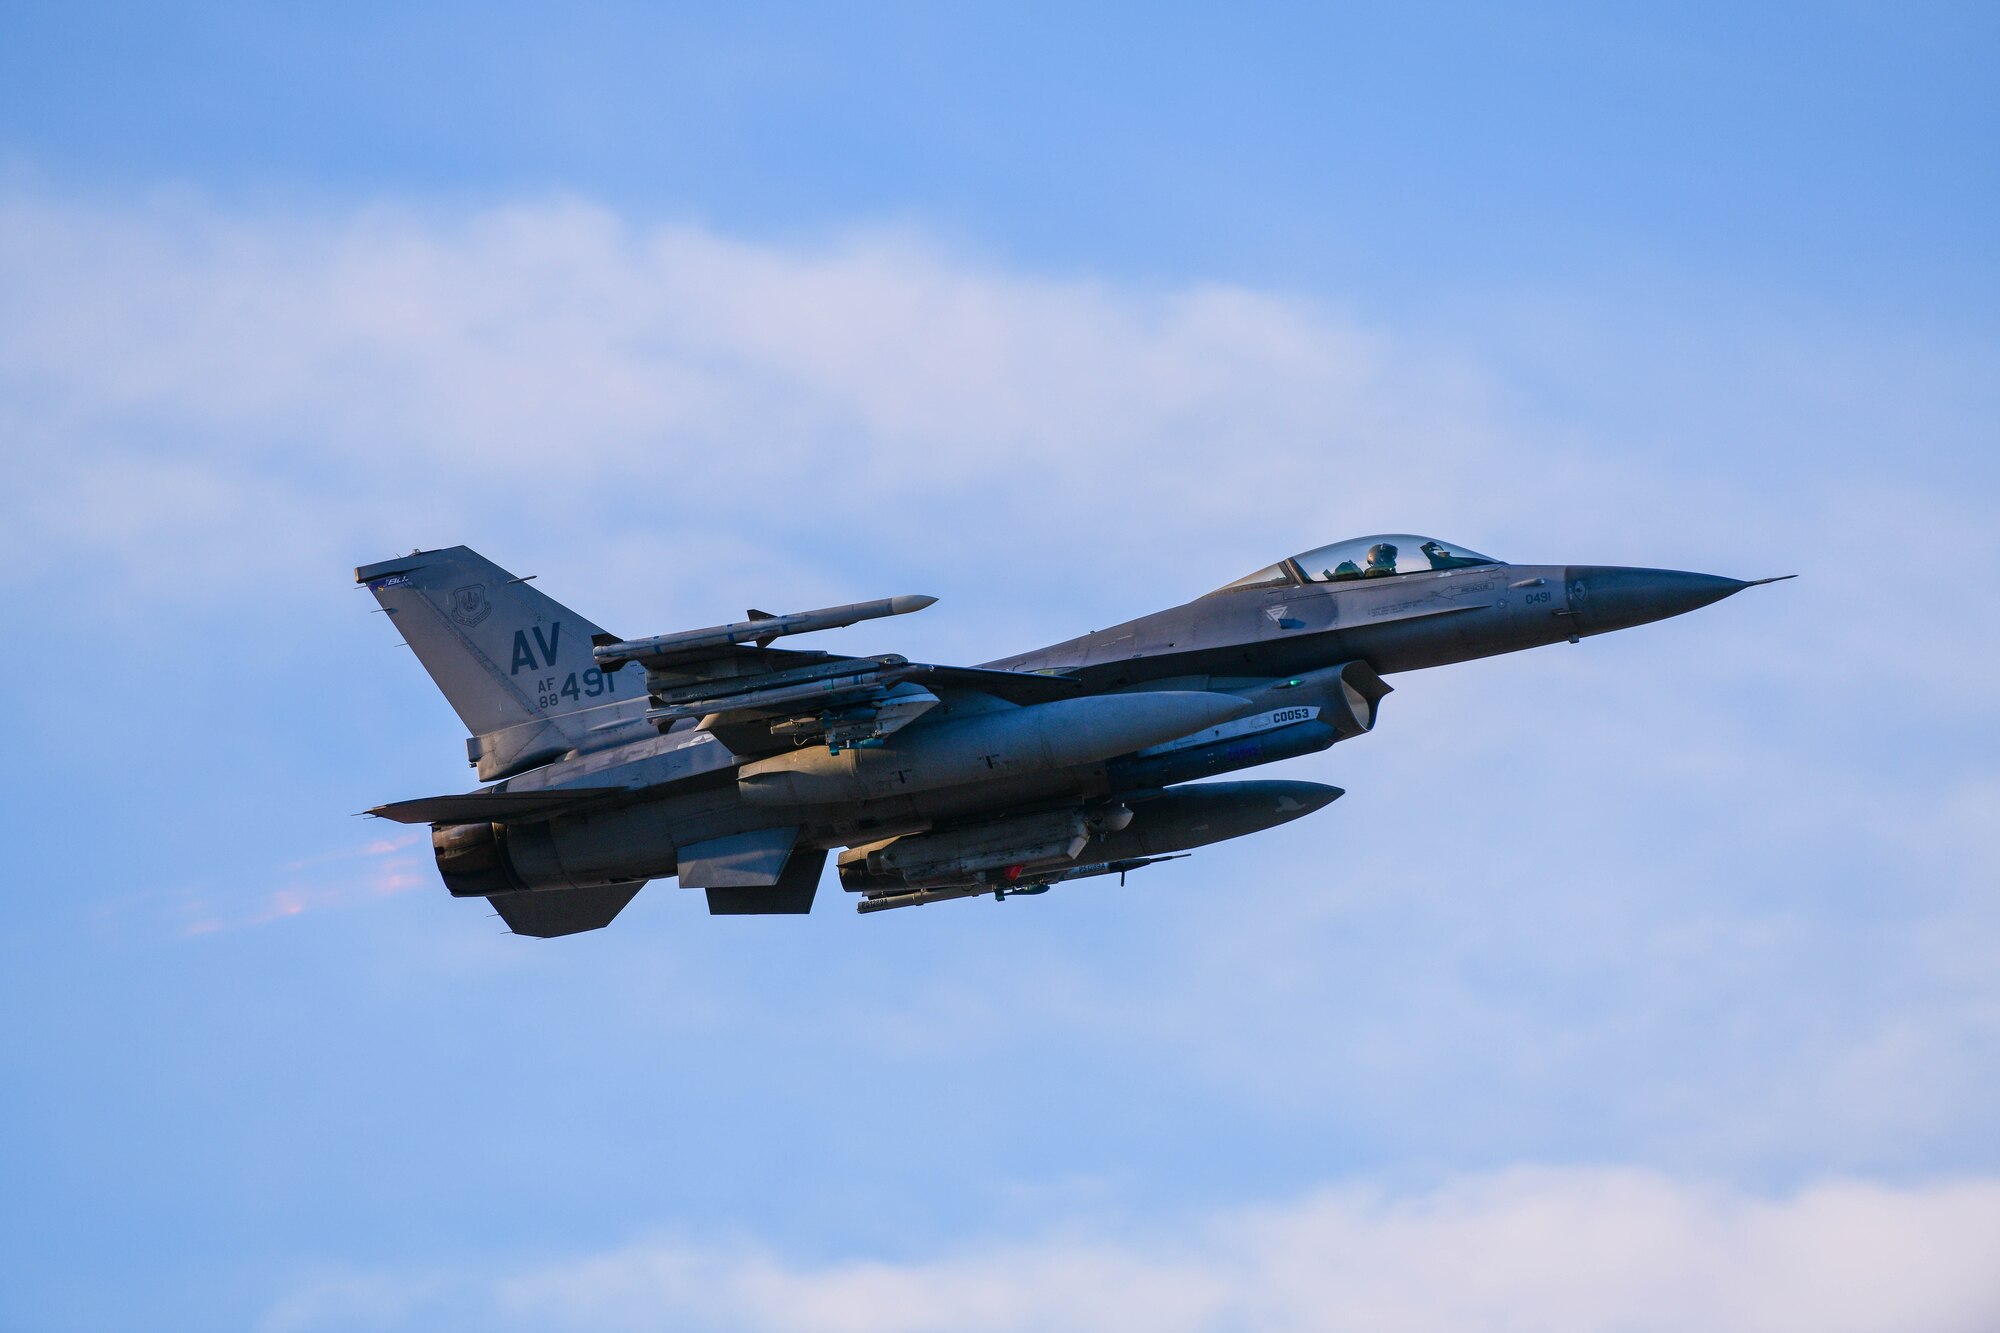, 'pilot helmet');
1365,542,1399,568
